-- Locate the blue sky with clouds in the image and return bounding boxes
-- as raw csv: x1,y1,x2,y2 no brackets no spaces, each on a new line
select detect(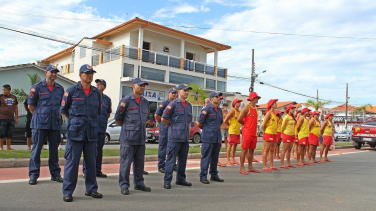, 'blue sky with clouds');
0,0,375,107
